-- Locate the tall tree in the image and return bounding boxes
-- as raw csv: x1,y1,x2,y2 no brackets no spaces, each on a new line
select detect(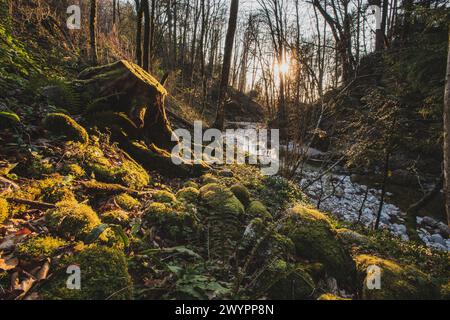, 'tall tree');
444,26,450,226
214,0,239,130
135,0,144,66
143,0,150,71
89,0,98,64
